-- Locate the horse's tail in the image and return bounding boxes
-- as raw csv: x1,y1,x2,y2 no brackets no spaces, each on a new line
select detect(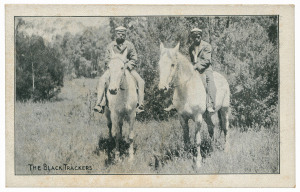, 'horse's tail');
222,81,230,108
